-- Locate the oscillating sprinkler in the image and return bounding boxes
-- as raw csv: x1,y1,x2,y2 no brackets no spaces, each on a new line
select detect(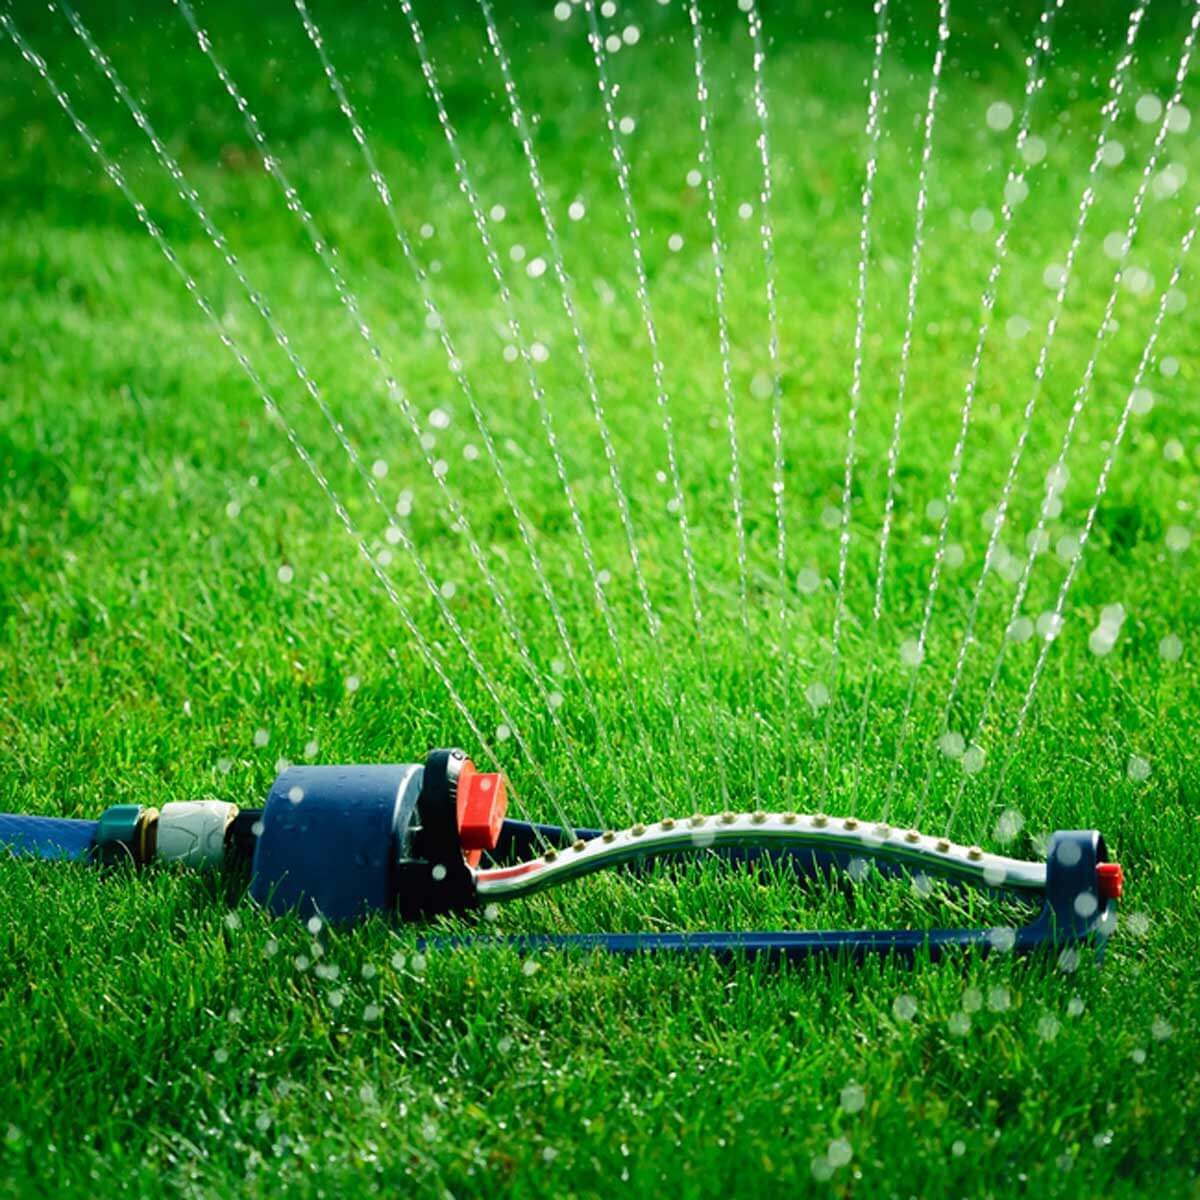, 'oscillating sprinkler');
0,747,1123,963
